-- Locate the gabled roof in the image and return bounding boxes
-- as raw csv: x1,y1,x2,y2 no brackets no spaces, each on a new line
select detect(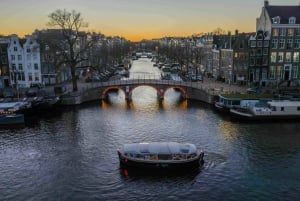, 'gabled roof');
266,5,300,24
